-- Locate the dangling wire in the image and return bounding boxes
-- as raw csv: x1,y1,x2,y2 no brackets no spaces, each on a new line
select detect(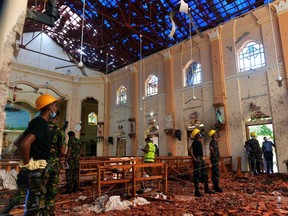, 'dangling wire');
268,1,281,81
80,0,86,63
139,34,143,111
105,52,109,76
188,9,195,98
36,24,44,87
